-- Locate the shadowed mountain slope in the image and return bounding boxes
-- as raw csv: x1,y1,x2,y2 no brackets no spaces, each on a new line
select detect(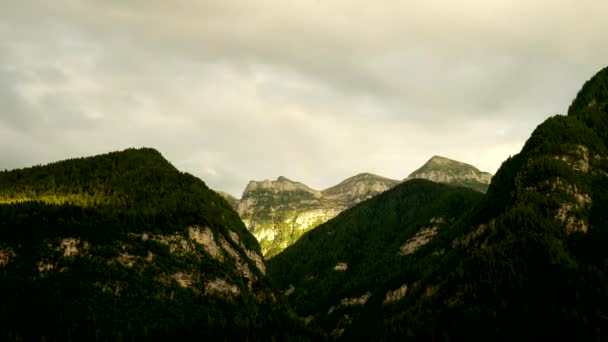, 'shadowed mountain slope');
268,66,608,340
0,148,314,341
